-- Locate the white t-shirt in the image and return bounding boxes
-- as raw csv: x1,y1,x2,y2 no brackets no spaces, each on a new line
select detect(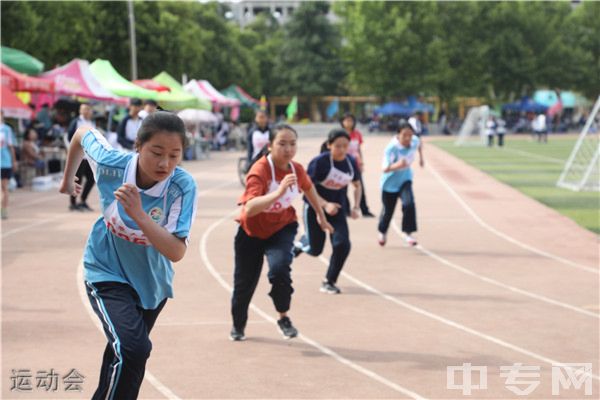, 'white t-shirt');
125,117,142,142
